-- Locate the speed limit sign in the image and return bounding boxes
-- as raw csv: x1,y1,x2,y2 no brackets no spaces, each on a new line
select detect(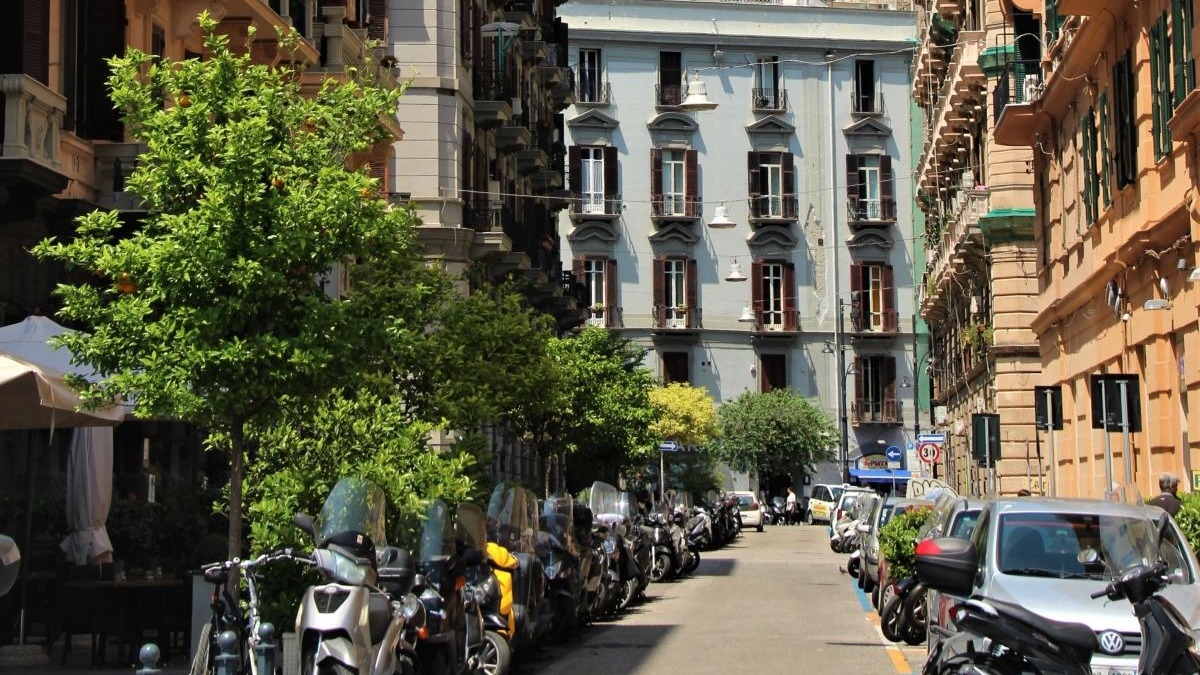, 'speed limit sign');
917,442,942,464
